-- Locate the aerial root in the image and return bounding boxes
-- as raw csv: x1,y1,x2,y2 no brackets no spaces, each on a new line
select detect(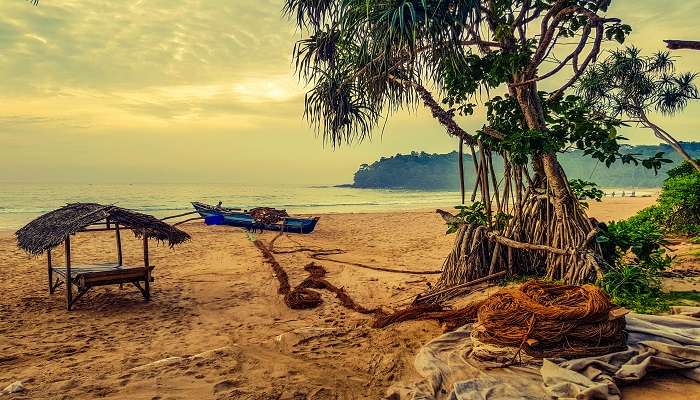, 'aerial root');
428,191,602,304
